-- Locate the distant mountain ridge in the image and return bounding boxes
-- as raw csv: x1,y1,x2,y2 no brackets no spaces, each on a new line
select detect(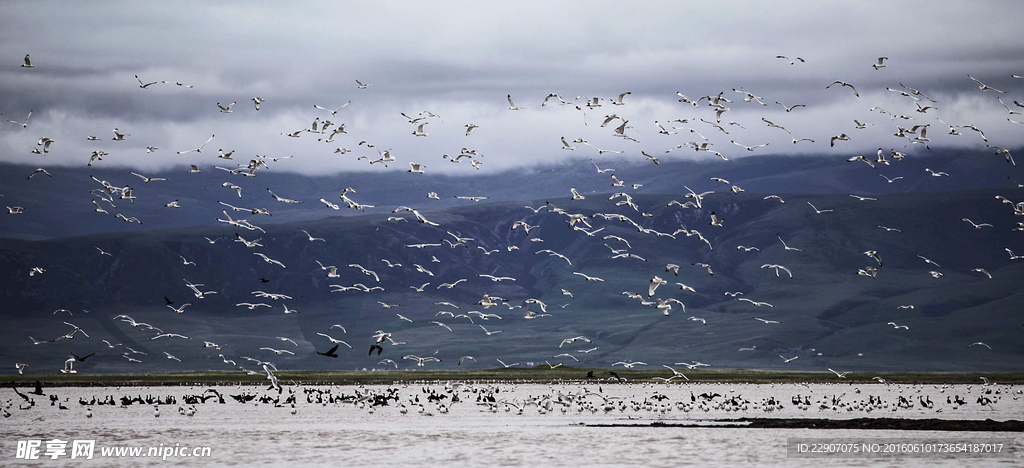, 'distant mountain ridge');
1,148,1020,239
2,183,1022,374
